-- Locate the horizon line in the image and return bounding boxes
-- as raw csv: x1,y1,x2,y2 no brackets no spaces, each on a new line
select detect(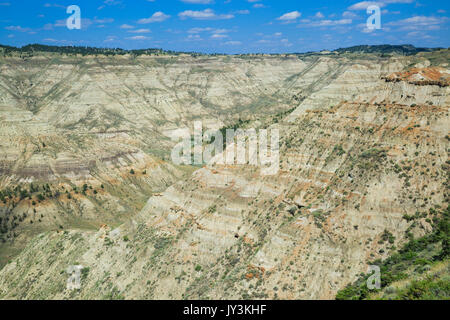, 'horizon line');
0,43,448,56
